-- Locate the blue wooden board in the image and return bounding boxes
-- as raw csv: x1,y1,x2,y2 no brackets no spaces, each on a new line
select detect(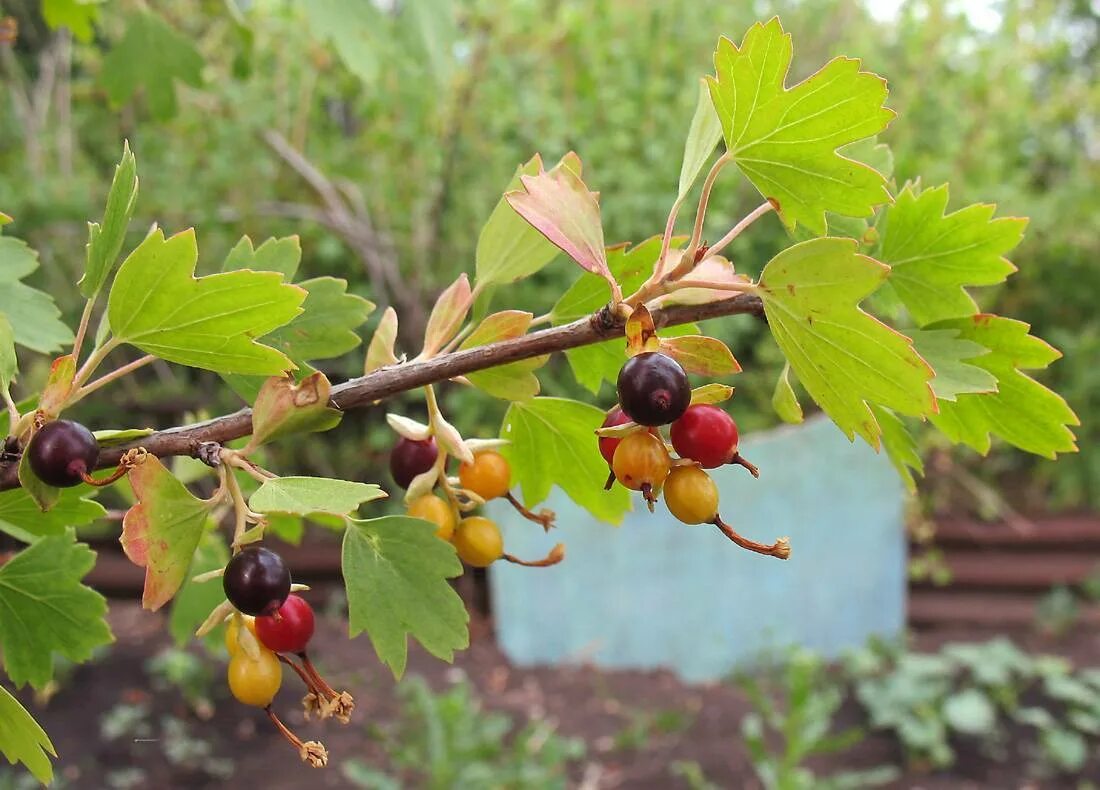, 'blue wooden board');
487,415,906,682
